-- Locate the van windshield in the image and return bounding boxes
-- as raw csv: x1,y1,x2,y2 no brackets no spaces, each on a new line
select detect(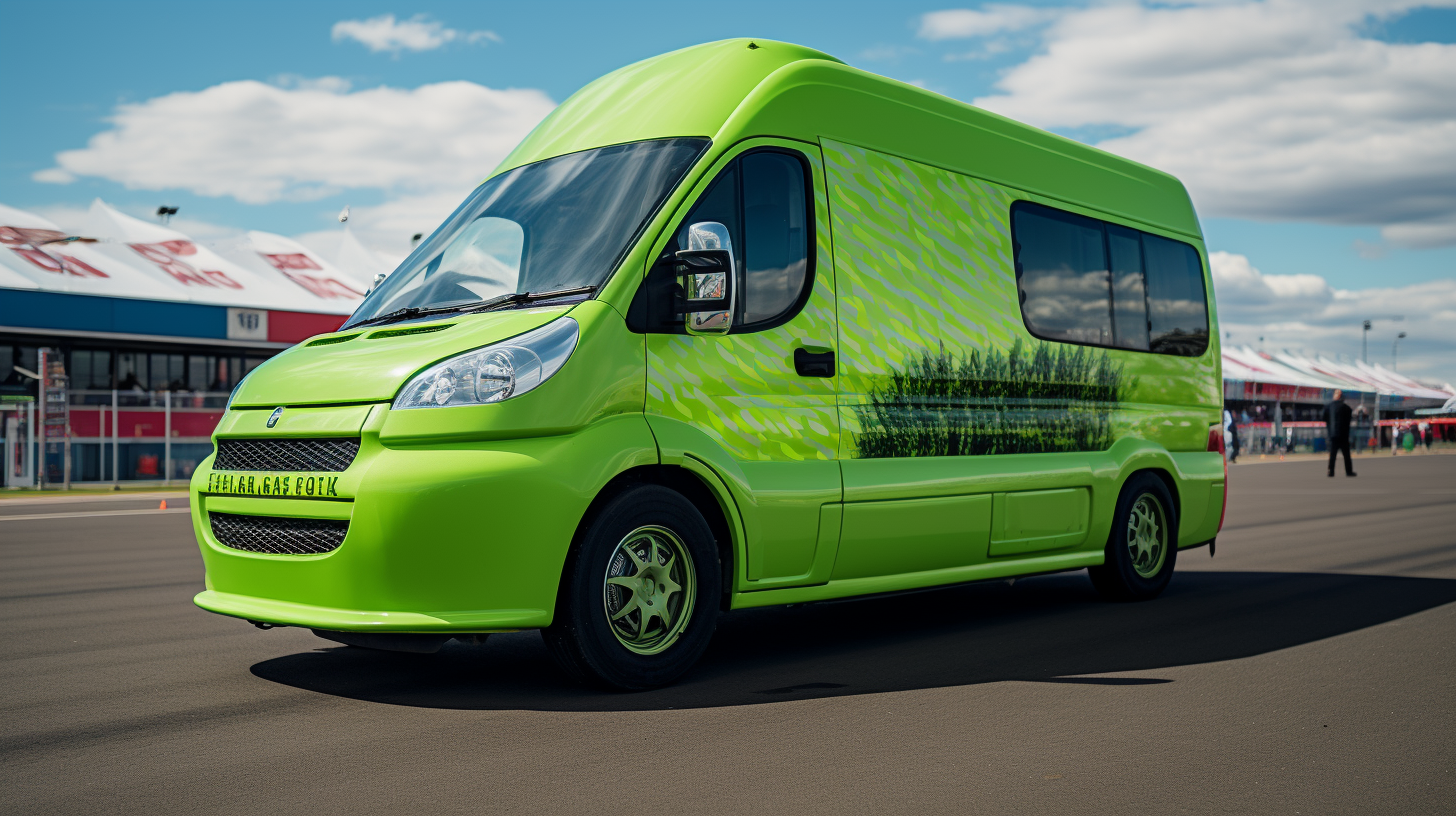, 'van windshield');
345,138,708,328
